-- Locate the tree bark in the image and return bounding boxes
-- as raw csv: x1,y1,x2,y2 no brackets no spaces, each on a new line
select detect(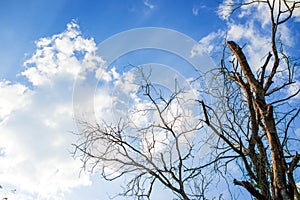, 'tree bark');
227,41,291,200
